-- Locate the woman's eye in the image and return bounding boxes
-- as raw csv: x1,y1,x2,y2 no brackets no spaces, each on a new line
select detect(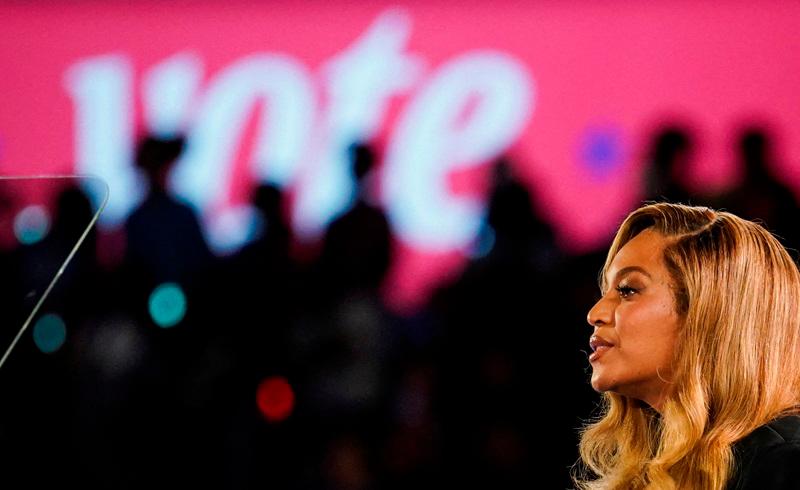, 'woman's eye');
615,285,637,298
